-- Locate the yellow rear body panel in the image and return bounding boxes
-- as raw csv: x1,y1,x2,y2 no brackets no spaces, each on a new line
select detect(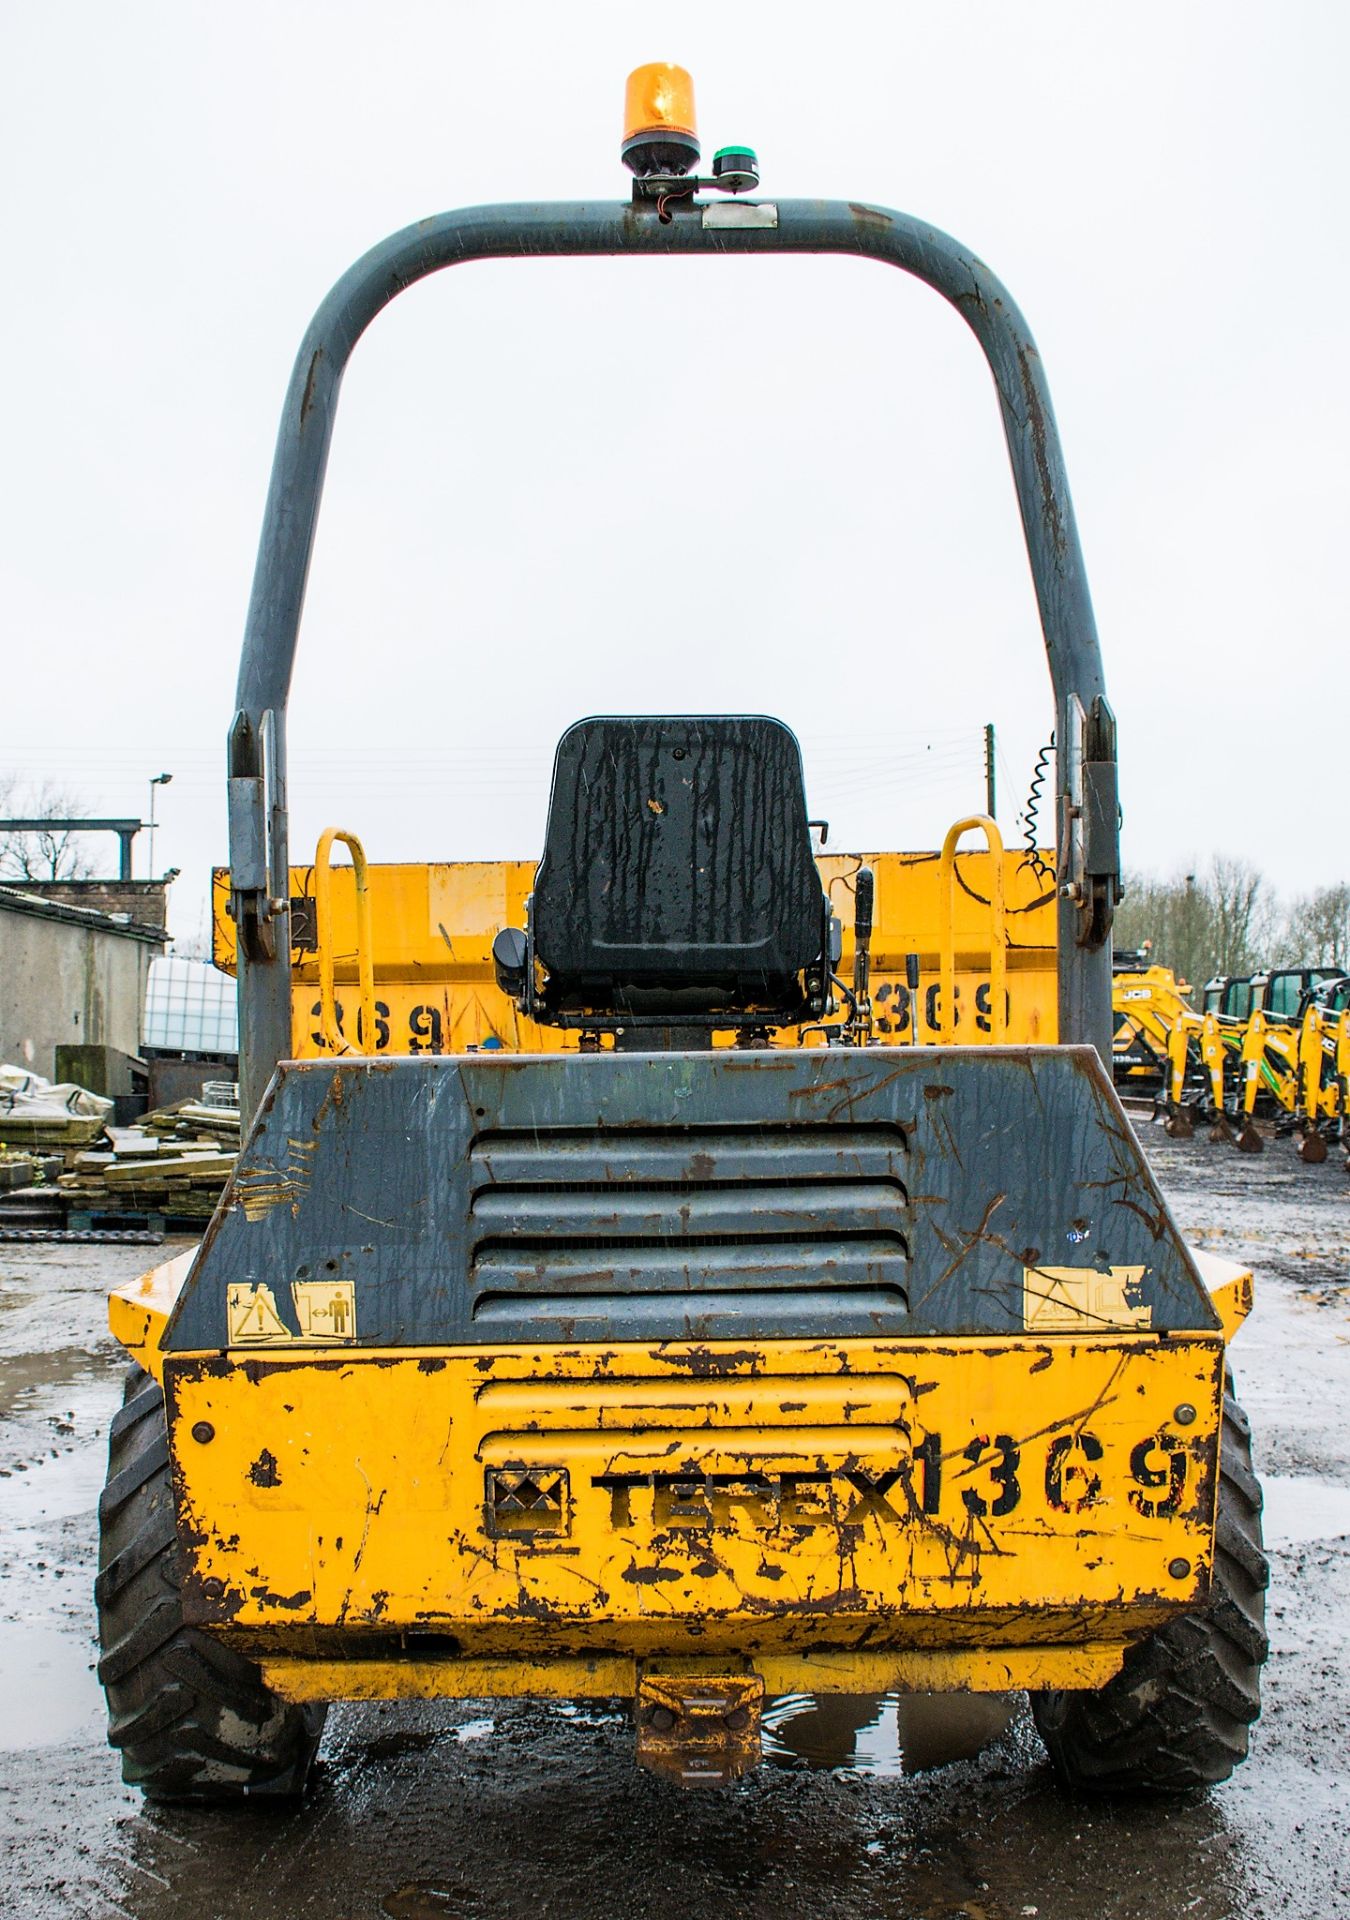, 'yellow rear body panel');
165,1332,1222,1693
